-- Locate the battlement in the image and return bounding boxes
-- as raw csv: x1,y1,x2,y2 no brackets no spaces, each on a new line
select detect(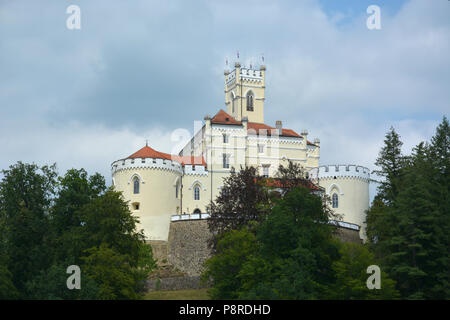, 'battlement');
226,65,264,86
111,157,183,175
183,164,208,175
309,164,370,181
